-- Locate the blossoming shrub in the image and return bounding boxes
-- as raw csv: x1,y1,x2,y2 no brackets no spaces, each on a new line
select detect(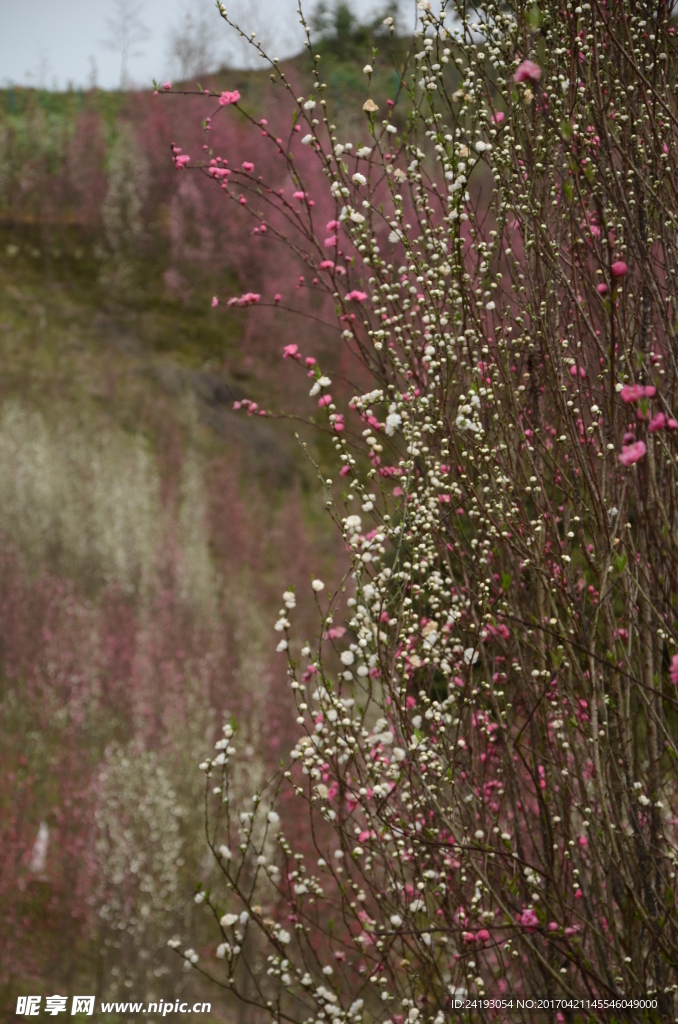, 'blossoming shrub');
172,0,678,1019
